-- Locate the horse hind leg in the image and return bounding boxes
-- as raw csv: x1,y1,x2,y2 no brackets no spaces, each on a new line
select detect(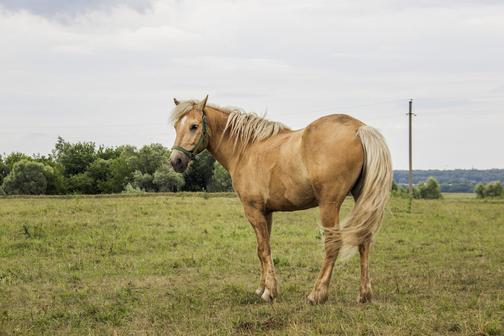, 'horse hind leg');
308,203,341,304
357,239,373,303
